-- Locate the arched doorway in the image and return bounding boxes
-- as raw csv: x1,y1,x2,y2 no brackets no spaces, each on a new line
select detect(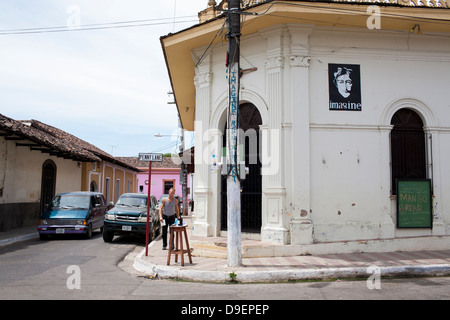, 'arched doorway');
221,103,262,233
90,181,99,192
40,160,56,213
390,108,426,194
